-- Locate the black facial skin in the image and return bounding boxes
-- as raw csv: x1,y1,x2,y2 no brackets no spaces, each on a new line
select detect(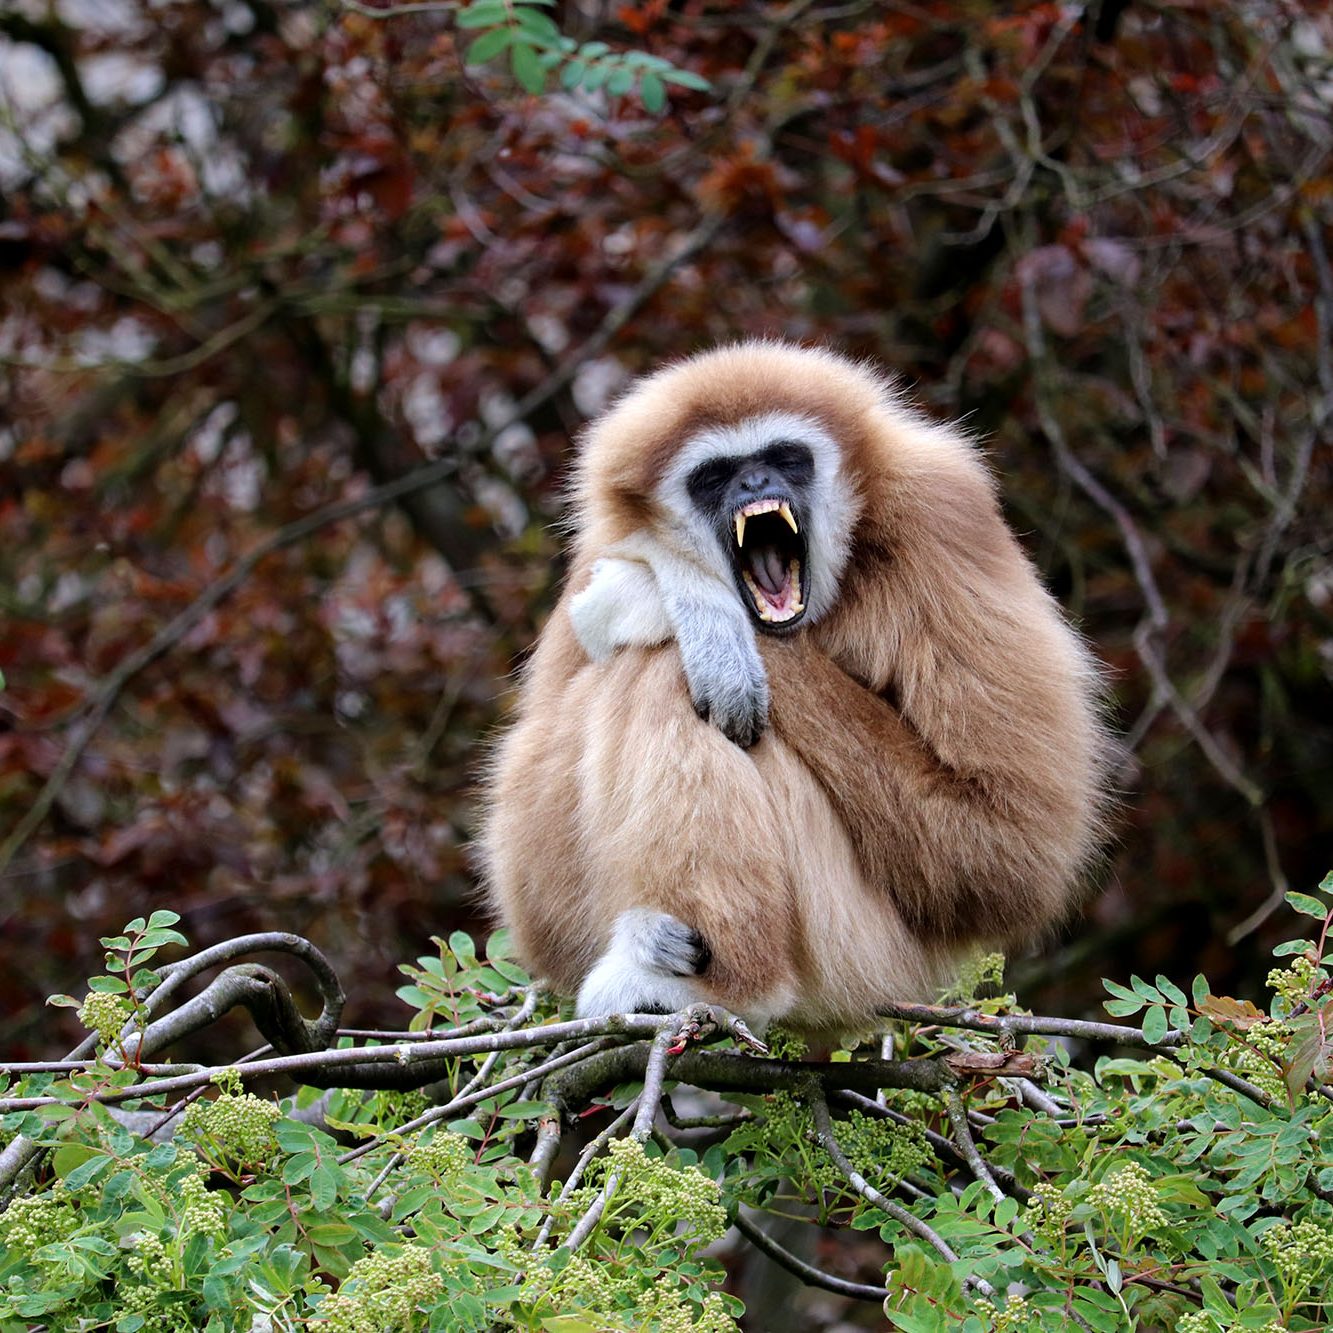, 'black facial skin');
685,441,814,635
